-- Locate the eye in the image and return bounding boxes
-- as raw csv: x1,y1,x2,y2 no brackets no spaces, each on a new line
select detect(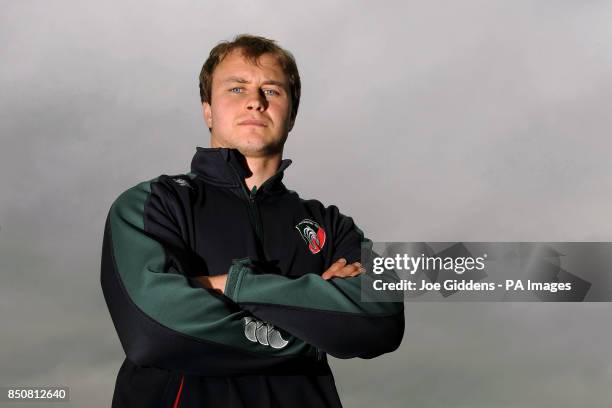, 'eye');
230,87,243,93
263,89,280,96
